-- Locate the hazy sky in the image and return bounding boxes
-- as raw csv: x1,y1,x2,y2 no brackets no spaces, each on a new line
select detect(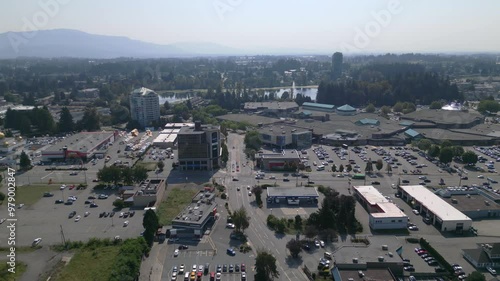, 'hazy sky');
1,0,499,53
